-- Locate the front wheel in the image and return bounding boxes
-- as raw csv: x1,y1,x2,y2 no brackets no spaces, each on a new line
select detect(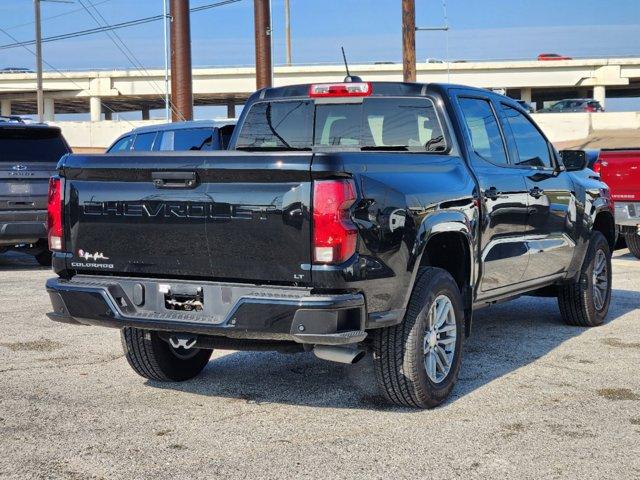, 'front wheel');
558,231,612,326
121,328,212,381
372,267,465,409
626,231,640,259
